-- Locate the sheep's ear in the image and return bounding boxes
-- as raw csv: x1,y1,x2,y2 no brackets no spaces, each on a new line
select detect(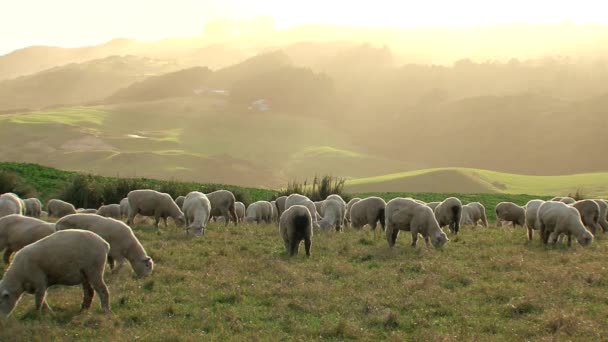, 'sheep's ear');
143,257,152,262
